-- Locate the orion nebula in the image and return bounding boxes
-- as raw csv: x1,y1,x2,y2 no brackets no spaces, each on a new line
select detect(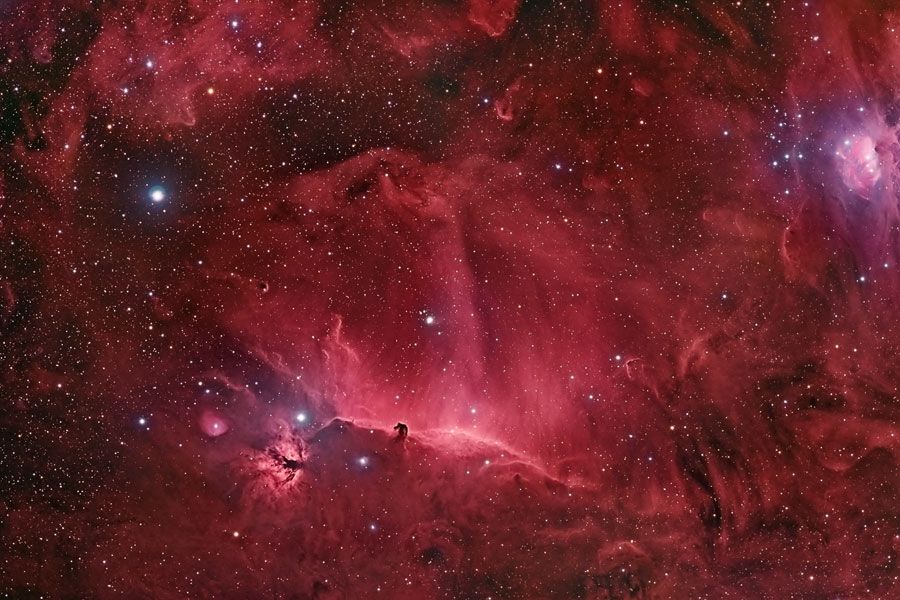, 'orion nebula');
1,0,899,598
